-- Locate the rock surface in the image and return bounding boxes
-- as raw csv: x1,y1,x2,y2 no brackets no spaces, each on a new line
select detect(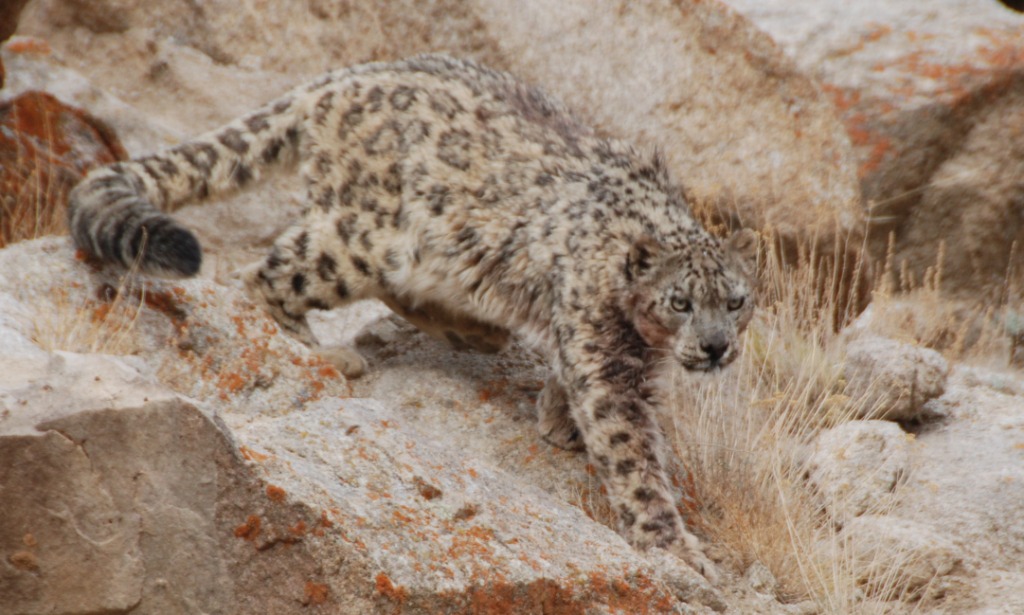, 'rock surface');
892,371,1024,613
0,238,726,614
843,335,949,421
723,0,1024,298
